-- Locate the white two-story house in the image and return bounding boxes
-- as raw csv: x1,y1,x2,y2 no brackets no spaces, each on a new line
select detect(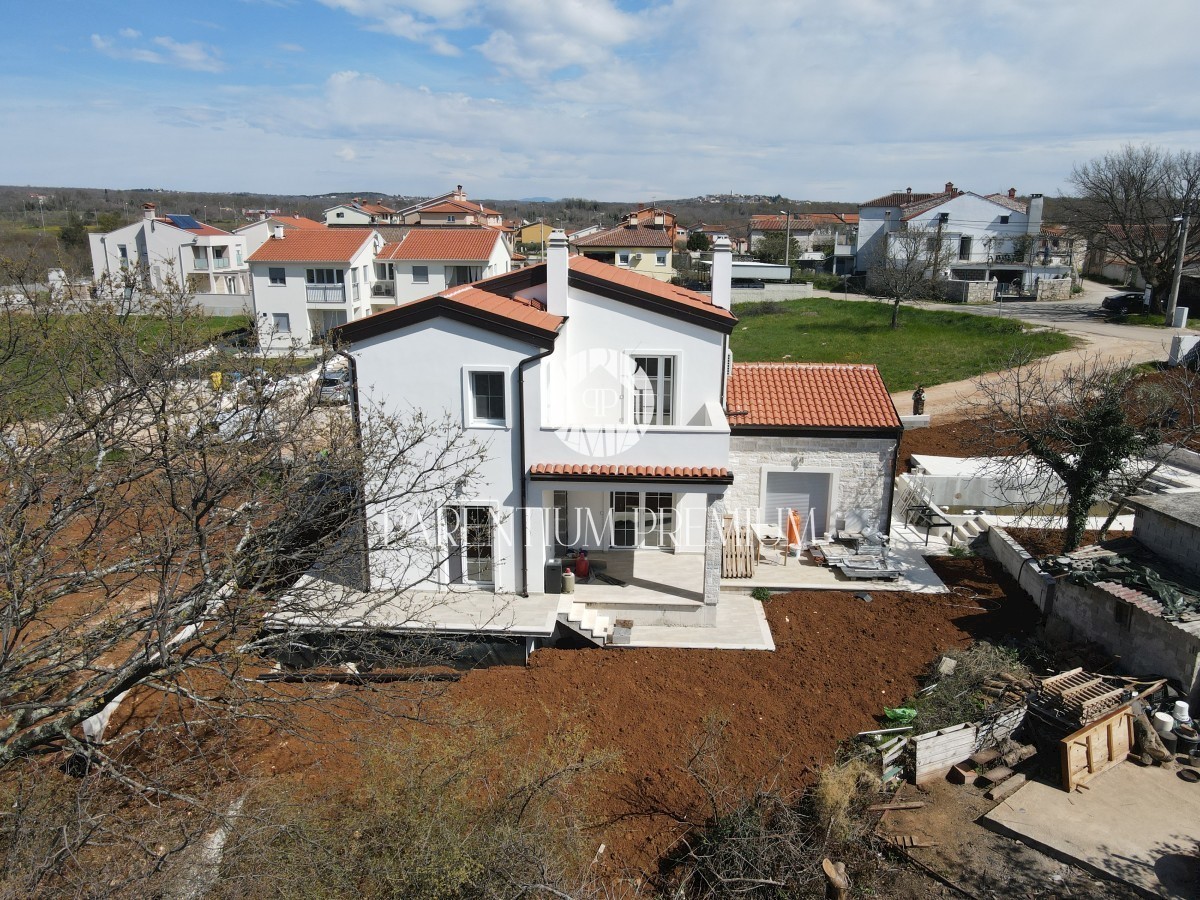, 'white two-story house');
372,228,512,308
89,203,251,315
248,227,382,350
306,234,902,648
855,183,1077,293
